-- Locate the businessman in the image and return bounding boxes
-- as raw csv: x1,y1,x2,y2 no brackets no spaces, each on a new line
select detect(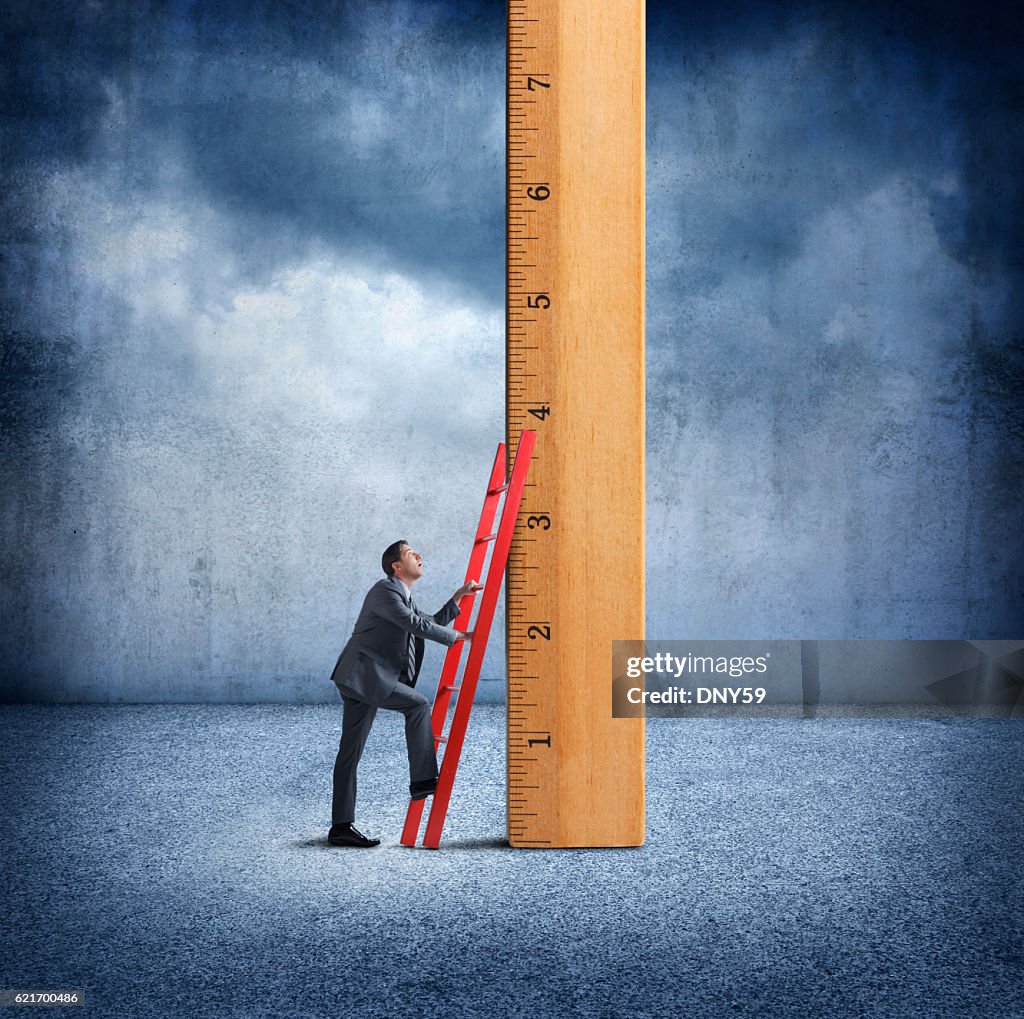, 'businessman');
327,540,480,847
